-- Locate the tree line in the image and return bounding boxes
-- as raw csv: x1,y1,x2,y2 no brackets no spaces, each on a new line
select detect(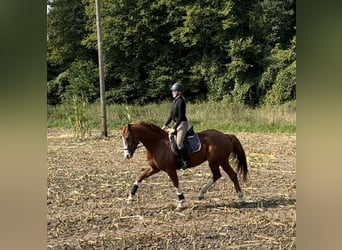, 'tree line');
47,0,296,107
